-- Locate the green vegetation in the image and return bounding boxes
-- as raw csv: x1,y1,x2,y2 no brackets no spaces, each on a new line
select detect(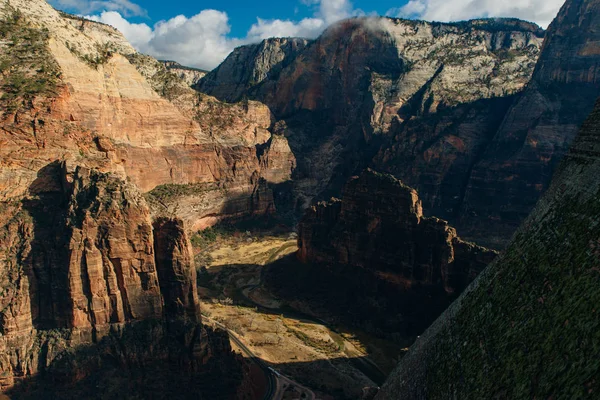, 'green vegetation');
145,183,214,204
66,41,117,69
410,136,600,400
126,54,188,100
0,6,61,113
190,227,220,248
58,10,110,27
